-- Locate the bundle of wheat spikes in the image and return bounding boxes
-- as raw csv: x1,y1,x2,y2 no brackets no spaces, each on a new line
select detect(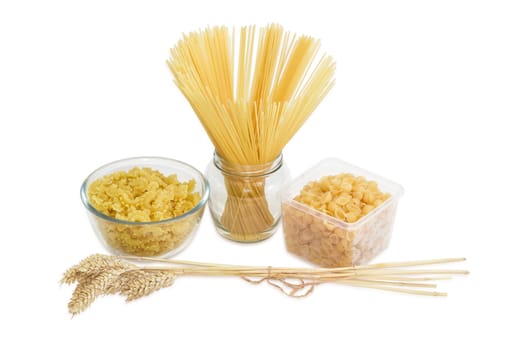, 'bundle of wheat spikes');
167,24,335,241
62,254,467,315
